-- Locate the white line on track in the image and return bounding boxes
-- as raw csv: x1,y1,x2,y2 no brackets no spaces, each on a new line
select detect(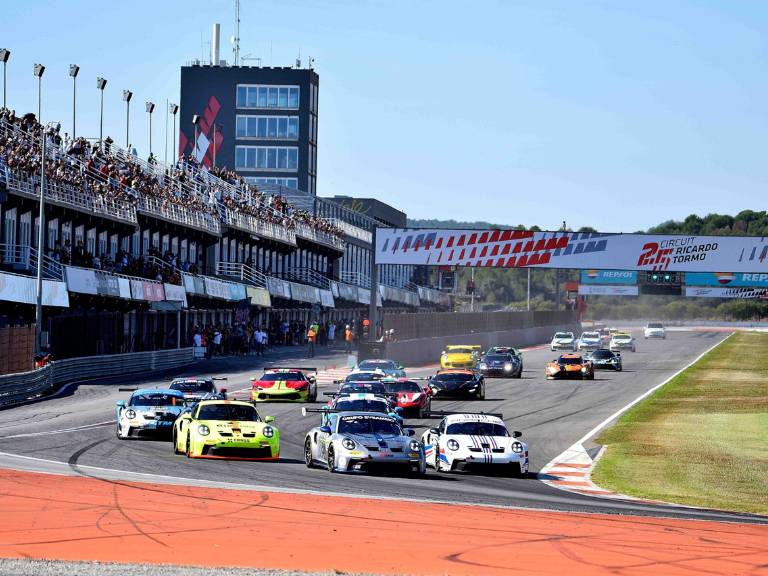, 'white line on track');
0,421,115,439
